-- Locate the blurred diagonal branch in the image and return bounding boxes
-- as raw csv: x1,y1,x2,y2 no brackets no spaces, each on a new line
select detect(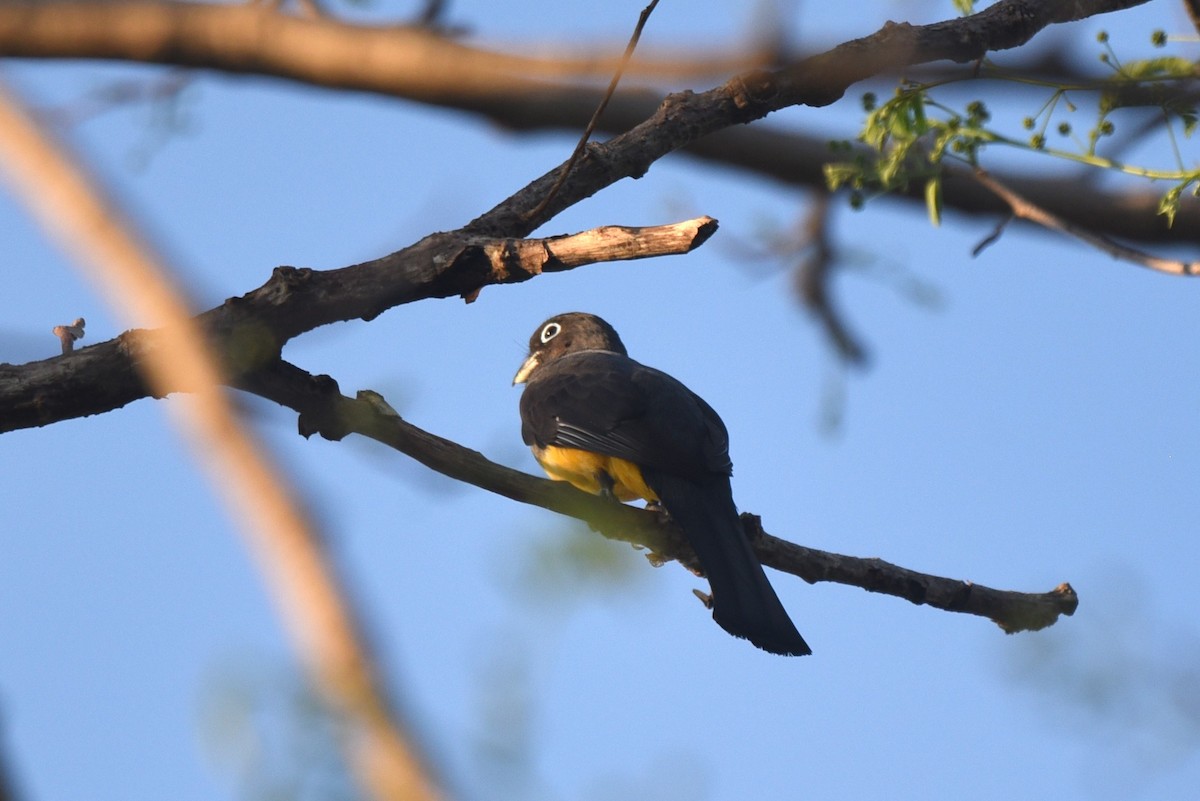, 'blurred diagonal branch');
1,0,1193,245
0,1,769,87
0,79,440,801
238,360,1079,637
